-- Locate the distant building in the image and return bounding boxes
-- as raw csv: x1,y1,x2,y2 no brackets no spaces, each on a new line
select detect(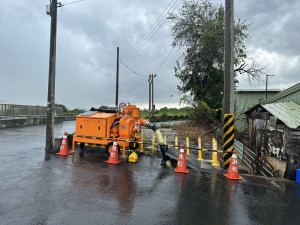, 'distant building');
234,89,281,132
0,100,10,104
244,82,300,180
